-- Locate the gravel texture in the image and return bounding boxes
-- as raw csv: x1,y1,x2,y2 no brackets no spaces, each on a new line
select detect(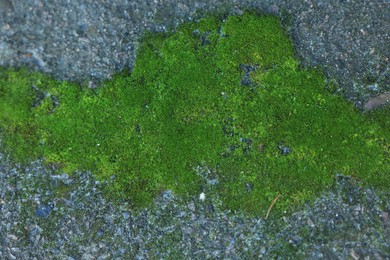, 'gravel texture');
0,150,389,259
0,0,389,258
0,0,389,104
